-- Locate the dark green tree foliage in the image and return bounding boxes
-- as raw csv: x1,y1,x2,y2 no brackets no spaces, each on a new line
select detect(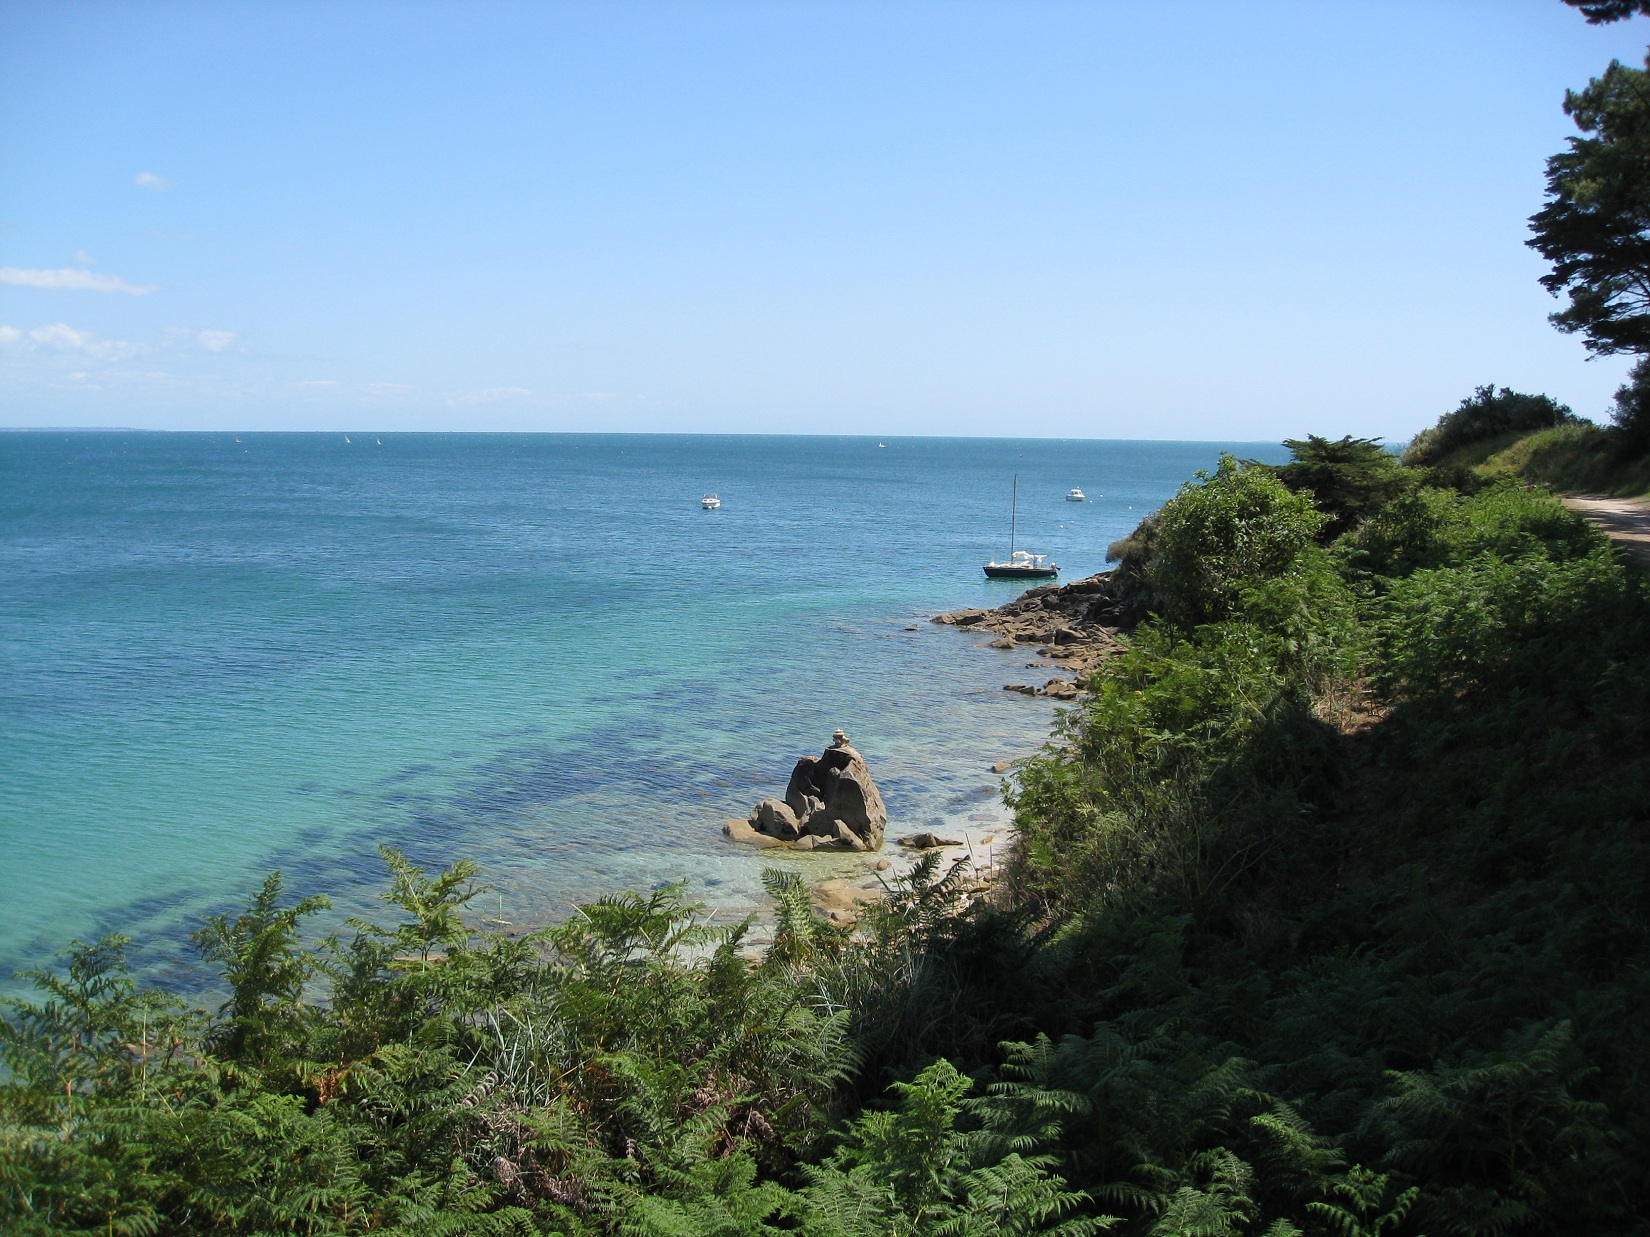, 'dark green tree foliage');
1528,51,1650,355
1607,355,1650,457
1562,0,1650,23
1401,386,1578,466
1271,436,1410,541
